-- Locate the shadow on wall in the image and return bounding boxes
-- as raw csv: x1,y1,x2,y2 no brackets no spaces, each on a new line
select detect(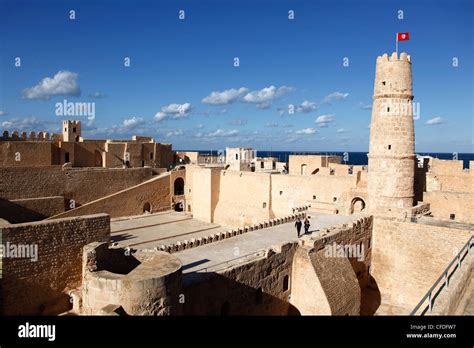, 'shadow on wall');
182,272,300,316
360,274,381,316
348,255,381,316
0,197,50,223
